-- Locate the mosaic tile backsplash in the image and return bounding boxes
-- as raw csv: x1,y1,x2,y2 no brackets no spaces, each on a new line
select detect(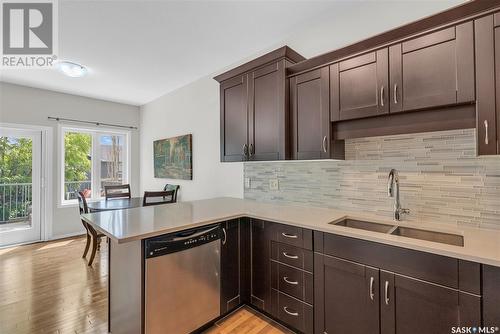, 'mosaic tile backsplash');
244,129,500,229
